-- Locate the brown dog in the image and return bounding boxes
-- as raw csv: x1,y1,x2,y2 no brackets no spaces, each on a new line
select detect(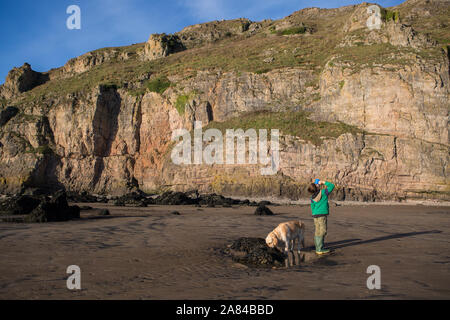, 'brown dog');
266,221,306,255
